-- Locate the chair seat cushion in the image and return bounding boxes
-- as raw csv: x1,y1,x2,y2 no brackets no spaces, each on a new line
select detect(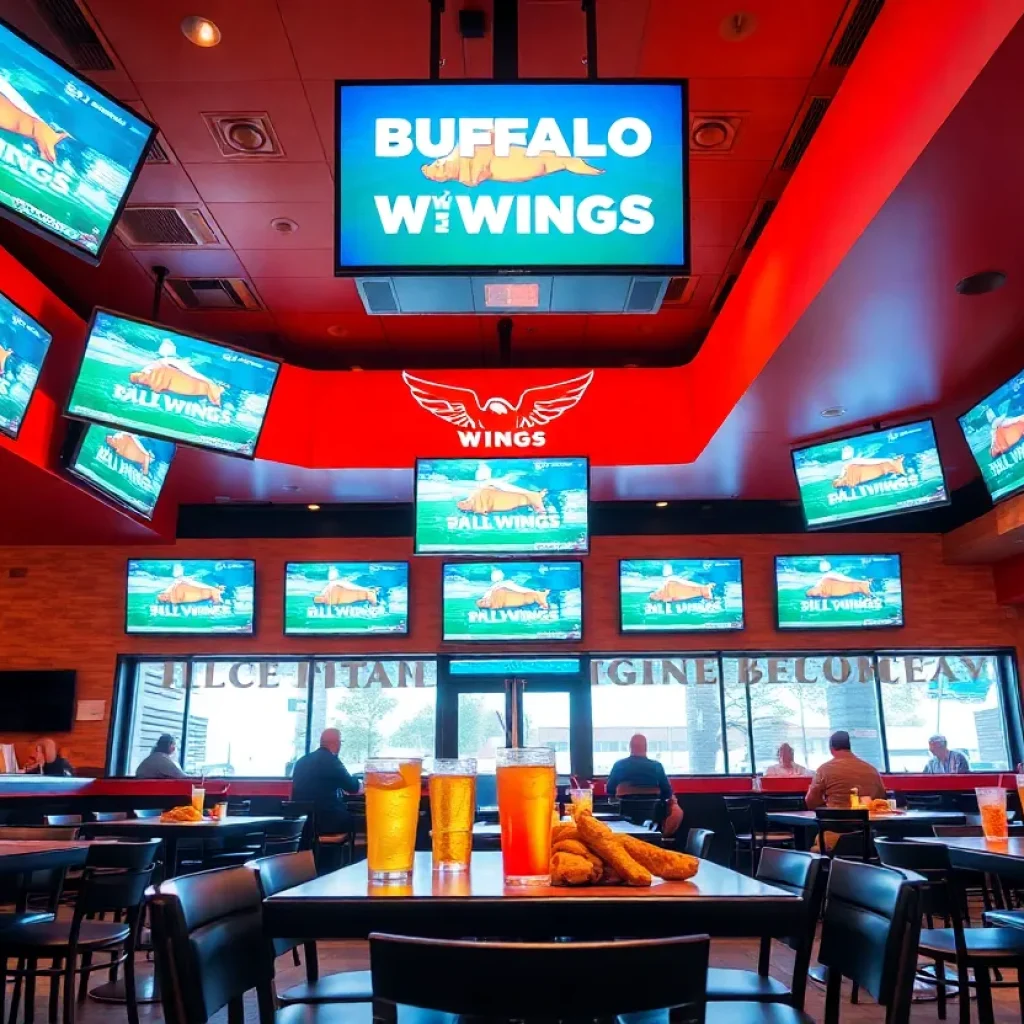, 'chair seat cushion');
276,1002,452,1024
983,909,1024,931
919,927,1024,961
0,918,130,952
278,970,374,1005
0,912,52,936
706,968,792,1002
